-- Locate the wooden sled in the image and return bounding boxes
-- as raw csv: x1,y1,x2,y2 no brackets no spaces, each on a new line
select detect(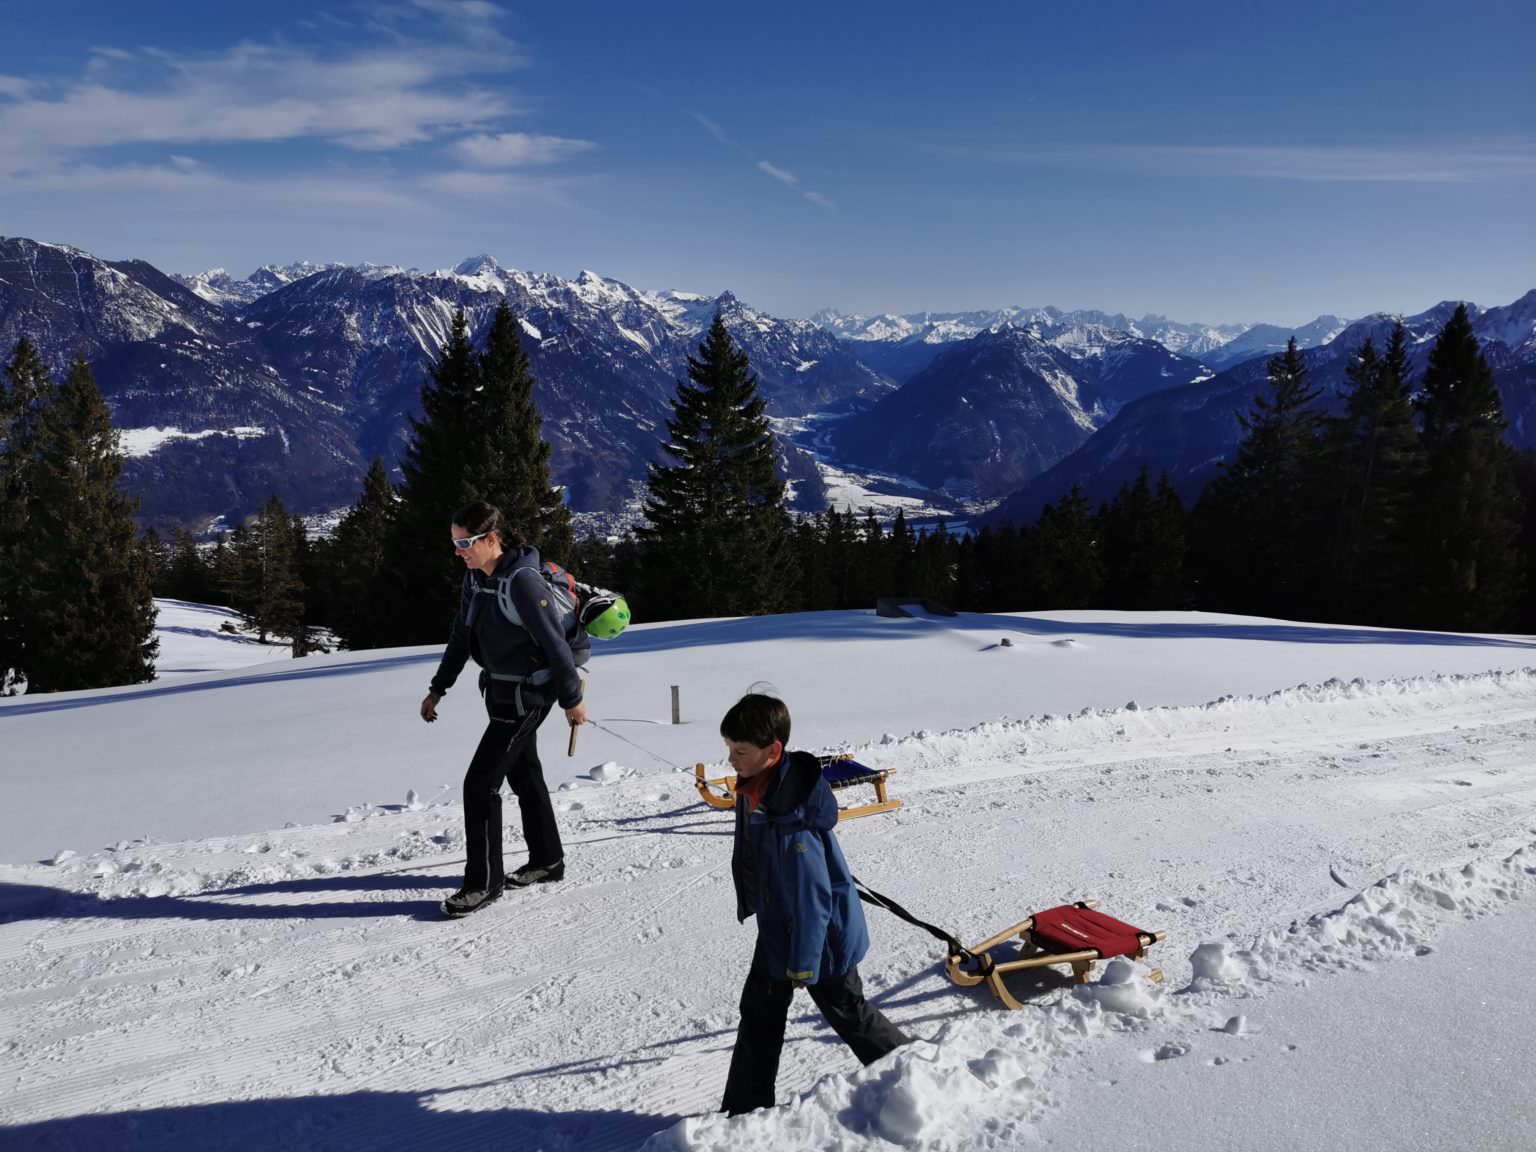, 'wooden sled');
945,901,1165,1009
694,754,902,821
